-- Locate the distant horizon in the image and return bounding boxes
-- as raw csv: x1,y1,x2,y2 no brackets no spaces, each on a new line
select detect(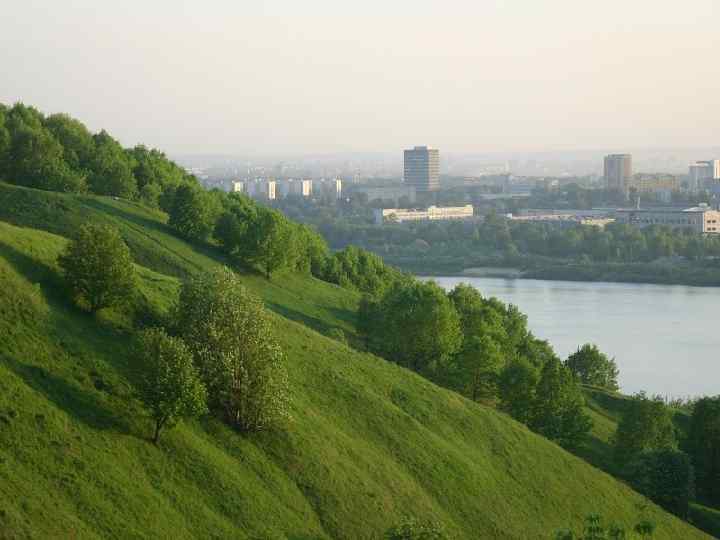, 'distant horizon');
3,0,719,156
